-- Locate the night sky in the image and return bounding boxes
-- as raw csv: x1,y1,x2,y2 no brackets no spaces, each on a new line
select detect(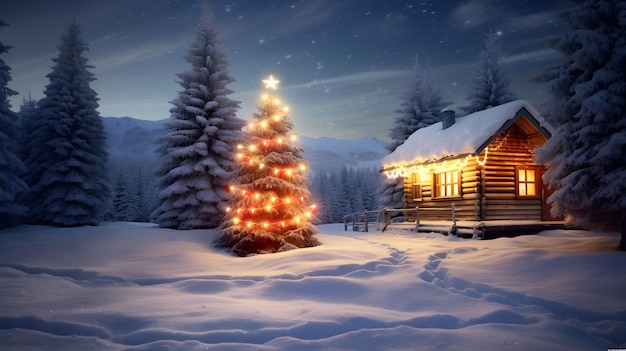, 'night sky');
2,0,572,140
